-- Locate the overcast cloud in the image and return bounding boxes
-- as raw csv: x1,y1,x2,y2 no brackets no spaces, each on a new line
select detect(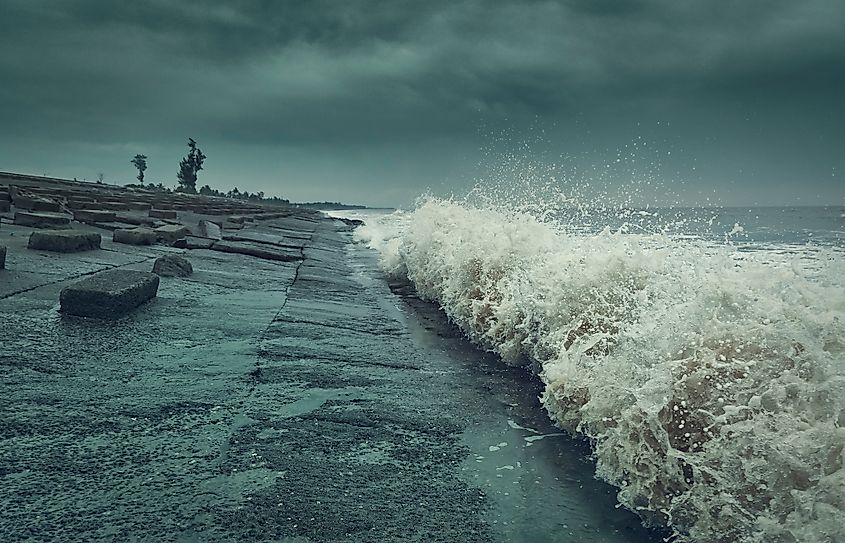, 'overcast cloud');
1,0,842,206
